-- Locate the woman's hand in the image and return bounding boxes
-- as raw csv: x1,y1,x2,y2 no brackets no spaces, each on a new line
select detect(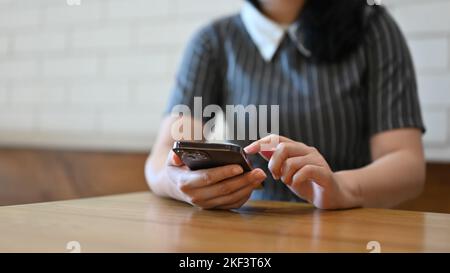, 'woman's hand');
164,151,266,209
245,135,361,209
